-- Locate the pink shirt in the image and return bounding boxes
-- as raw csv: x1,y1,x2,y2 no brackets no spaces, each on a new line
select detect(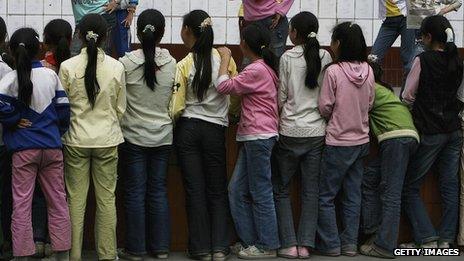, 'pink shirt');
402,57,421,105
216,59,279,139
319,62,375,146
243,0,294,21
